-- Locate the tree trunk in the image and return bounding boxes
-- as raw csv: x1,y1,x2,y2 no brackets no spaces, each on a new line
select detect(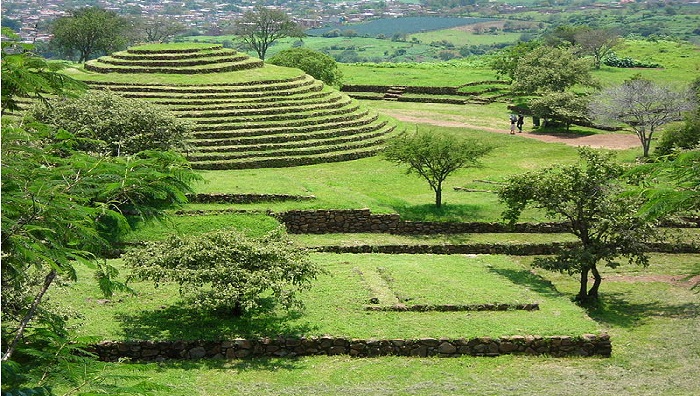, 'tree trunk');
587,264,602,300
2,270,57,361
575,267,590,303
435,185,442,208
